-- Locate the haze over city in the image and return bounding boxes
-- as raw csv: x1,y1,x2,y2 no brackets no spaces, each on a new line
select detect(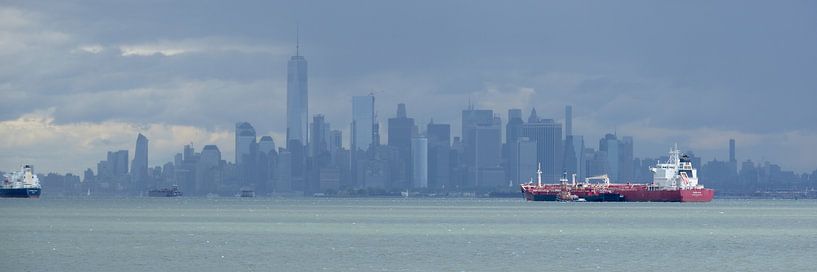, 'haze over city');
1,0,816,176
